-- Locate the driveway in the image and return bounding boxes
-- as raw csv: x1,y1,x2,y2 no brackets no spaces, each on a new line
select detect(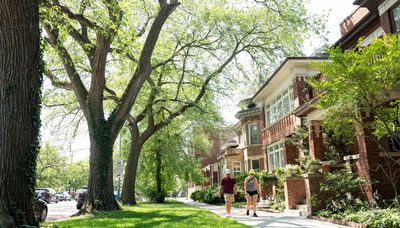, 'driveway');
177,198,347,228
46,200,78,221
